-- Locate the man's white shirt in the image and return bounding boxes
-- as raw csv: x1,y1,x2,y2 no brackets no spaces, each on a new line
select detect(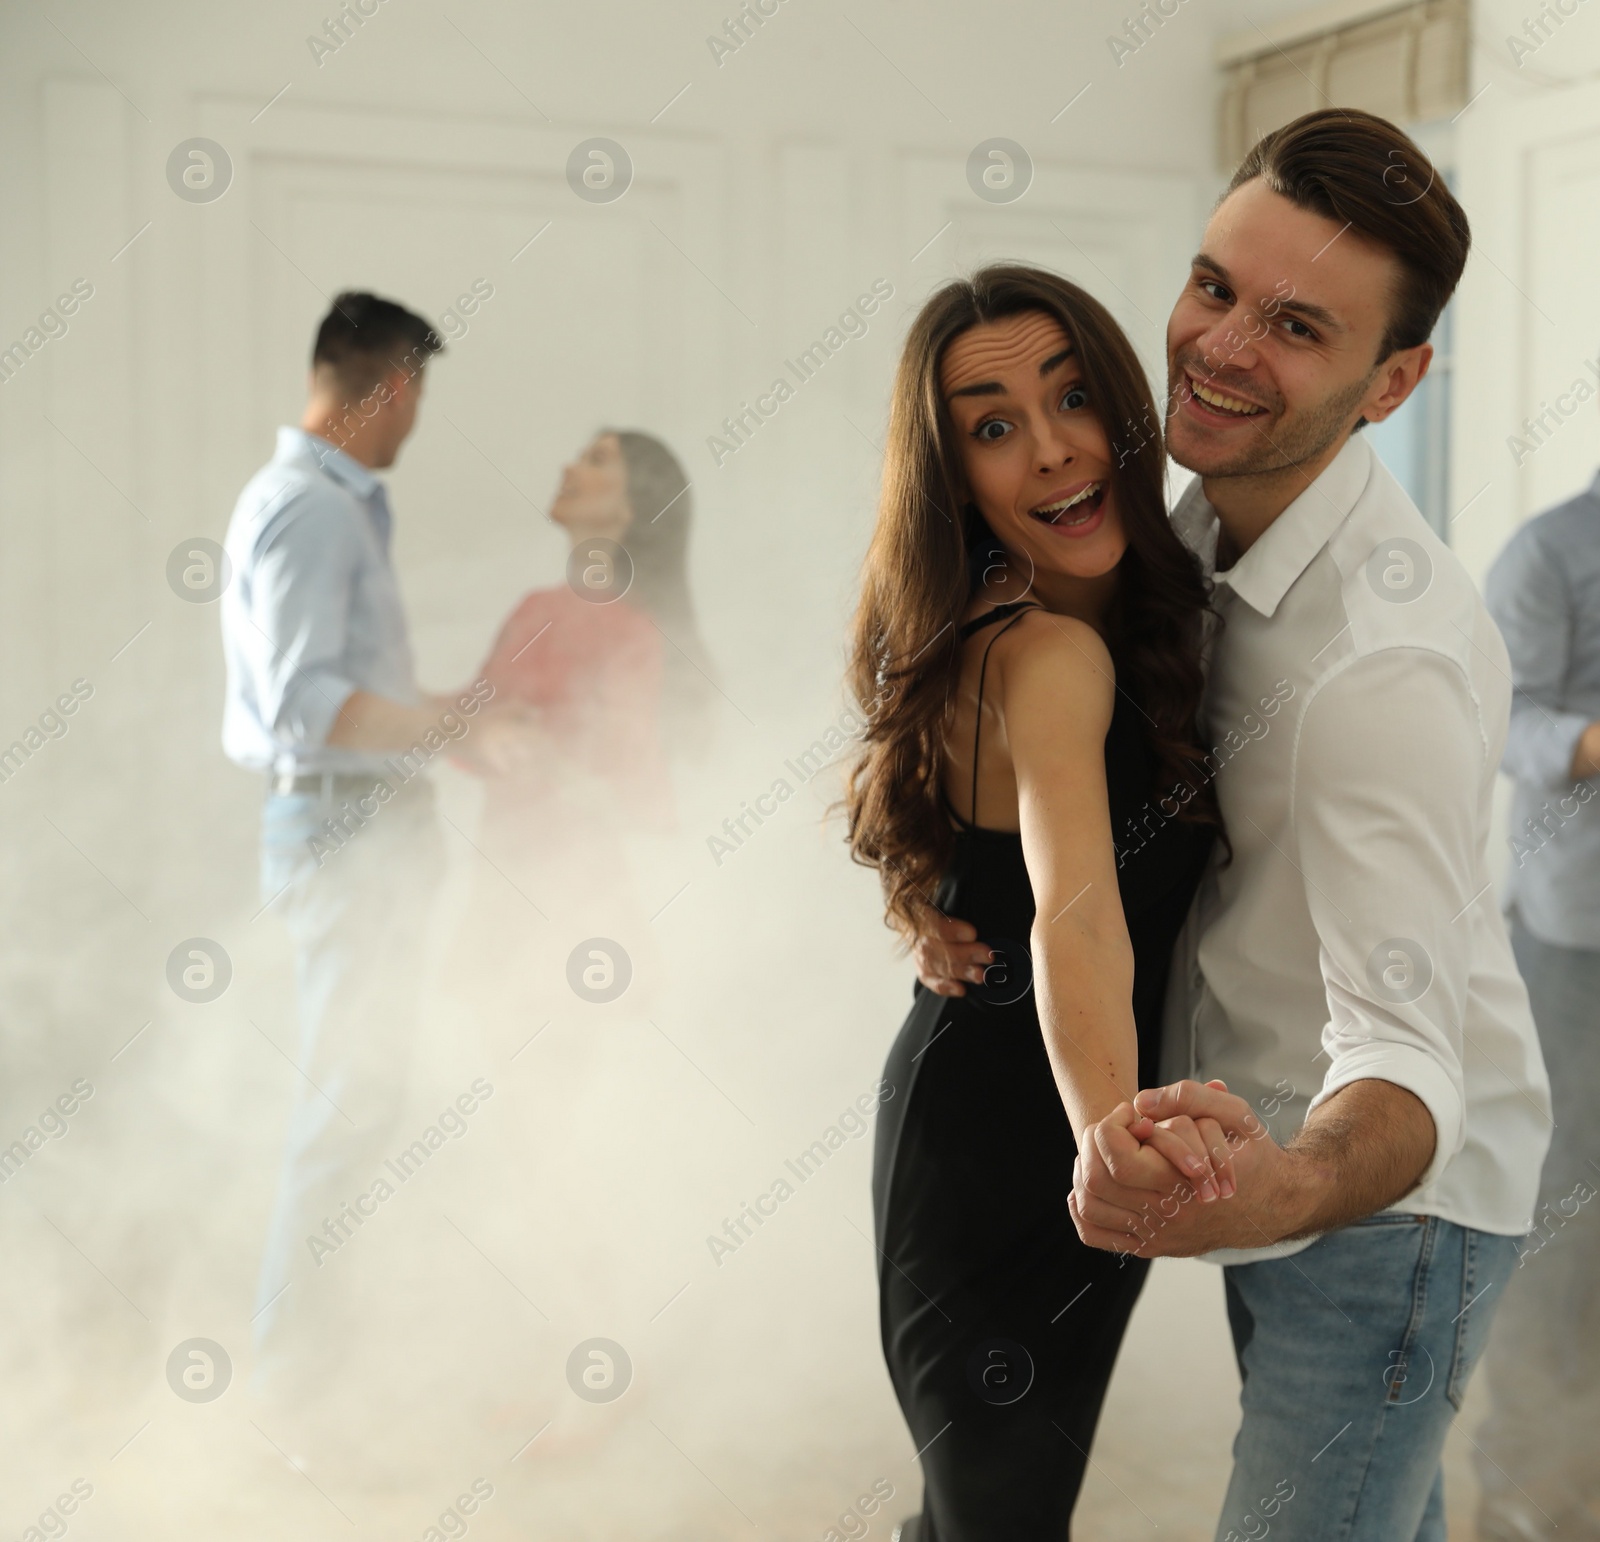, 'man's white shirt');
1157,433,1551,1263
